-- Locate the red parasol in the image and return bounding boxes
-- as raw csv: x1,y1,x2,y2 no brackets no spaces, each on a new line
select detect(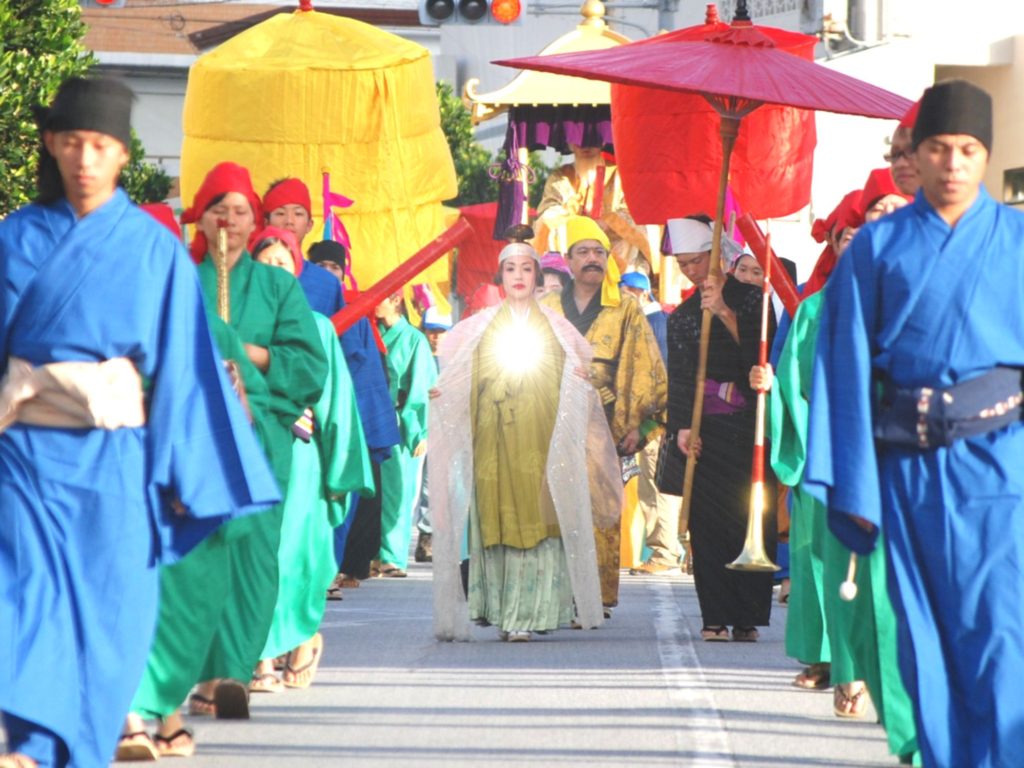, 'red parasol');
496,0,912,552
611,4,818,223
